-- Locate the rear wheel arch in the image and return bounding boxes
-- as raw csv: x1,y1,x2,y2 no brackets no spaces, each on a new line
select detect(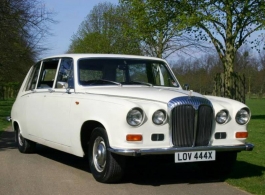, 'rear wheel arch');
13,122,36,153
13,121,19,142
13,121,19,131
